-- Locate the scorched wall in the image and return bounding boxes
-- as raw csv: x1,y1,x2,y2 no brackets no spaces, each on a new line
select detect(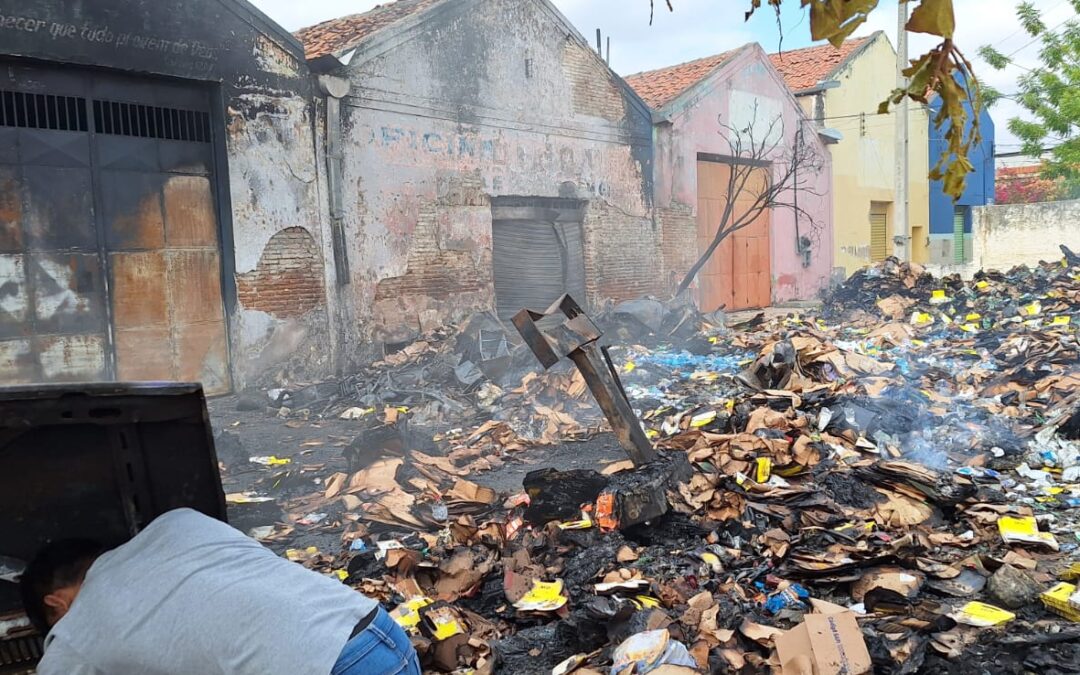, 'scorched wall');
334,0,656,349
